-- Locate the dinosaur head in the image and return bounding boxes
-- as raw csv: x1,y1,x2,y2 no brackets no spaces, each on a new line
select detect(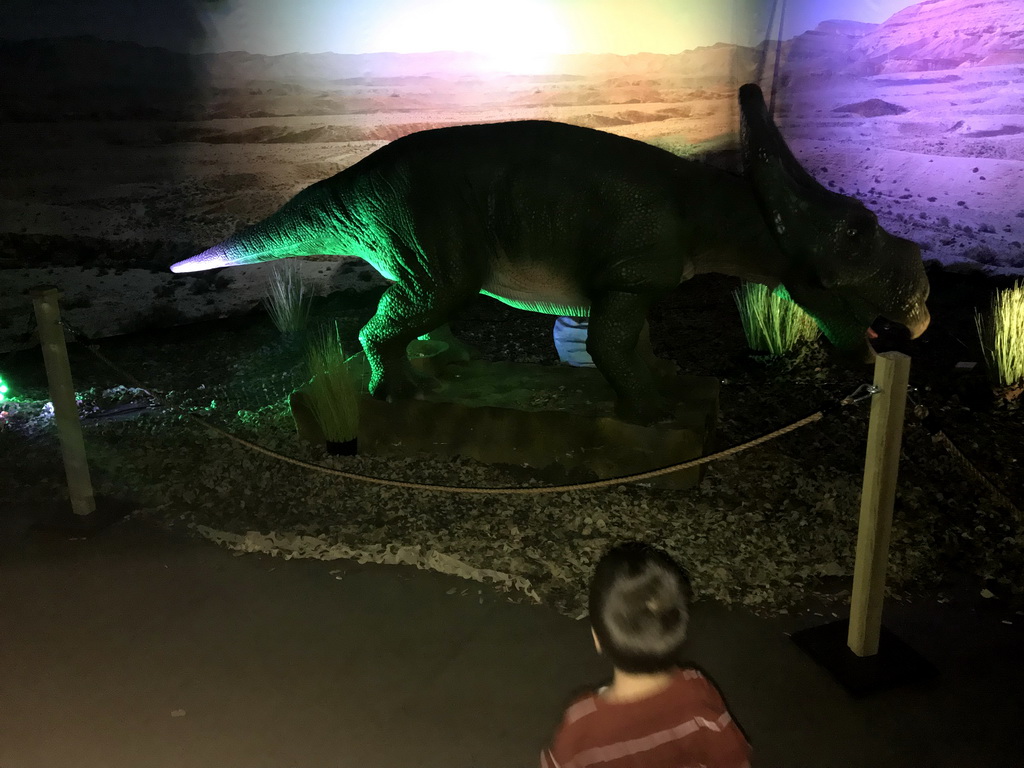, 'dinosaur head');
739,84,930,362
